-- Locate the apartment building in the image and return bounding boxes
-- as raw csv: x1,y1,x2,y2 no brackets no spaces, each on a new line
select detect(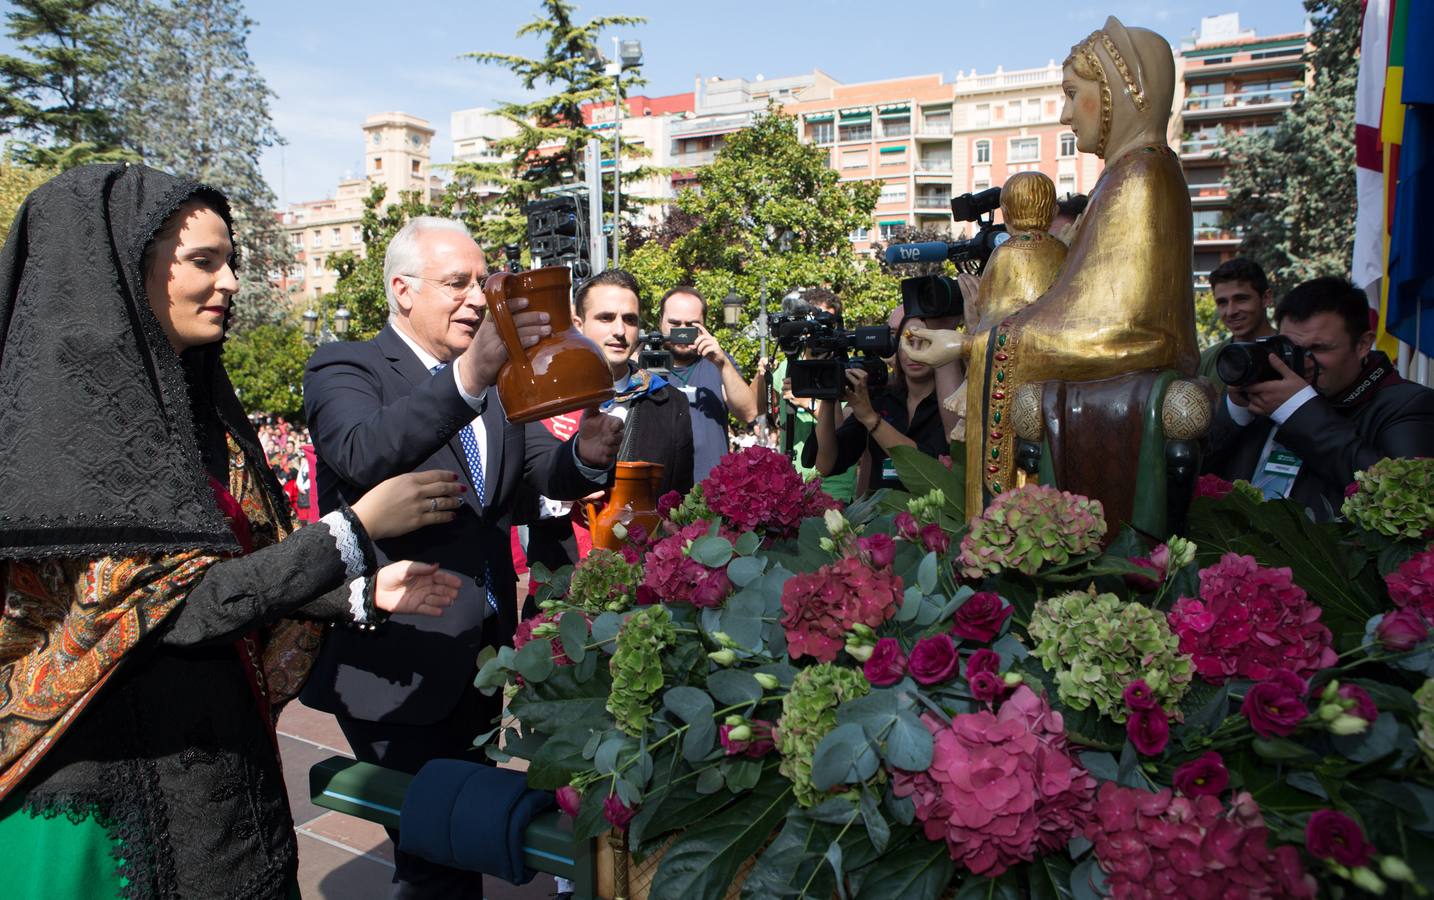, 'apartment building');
585,91,695,226
281,112,439,300
1176,13,1307,287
